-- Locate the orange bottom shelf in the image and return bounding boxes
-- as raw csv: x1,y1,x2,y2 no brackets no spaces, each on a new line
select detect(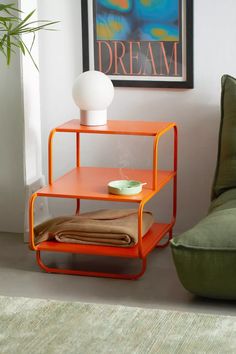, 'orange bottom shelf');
36,222,171,259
